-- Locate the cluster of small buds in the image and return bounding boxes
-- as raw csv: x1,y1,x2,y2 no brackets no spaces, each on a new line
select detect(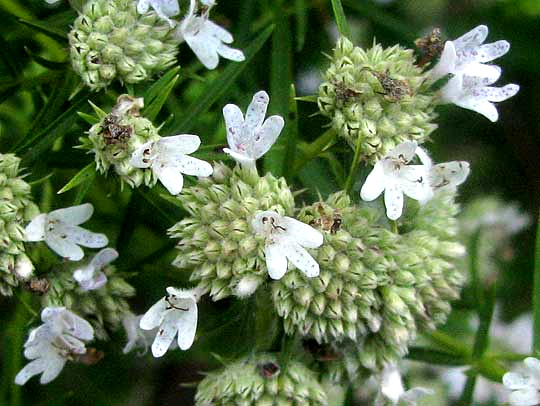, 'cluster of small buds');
15,307,94,385
69,0,180,90
169,162,295,300
318,37,438,163
195,353,328,406
82,95,212,194
0,153,39,296
41,248,135,340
